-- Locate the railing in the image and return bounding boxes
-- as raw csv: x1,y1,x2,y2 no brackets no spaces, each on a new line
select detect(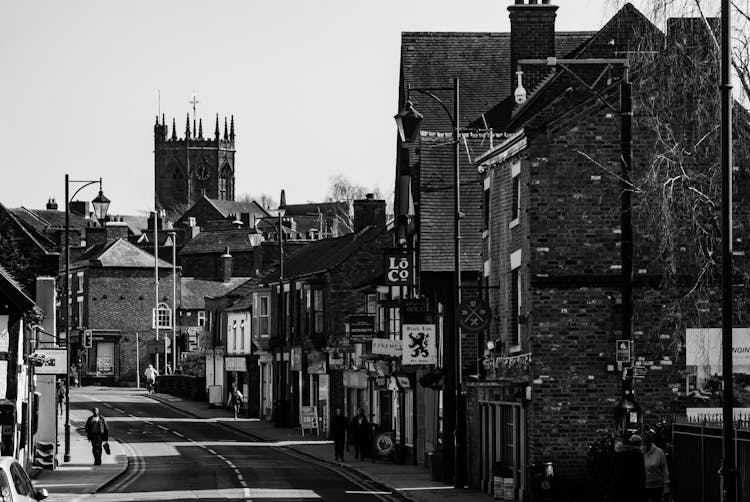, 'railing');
154,375,207,401
672,418,750,502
